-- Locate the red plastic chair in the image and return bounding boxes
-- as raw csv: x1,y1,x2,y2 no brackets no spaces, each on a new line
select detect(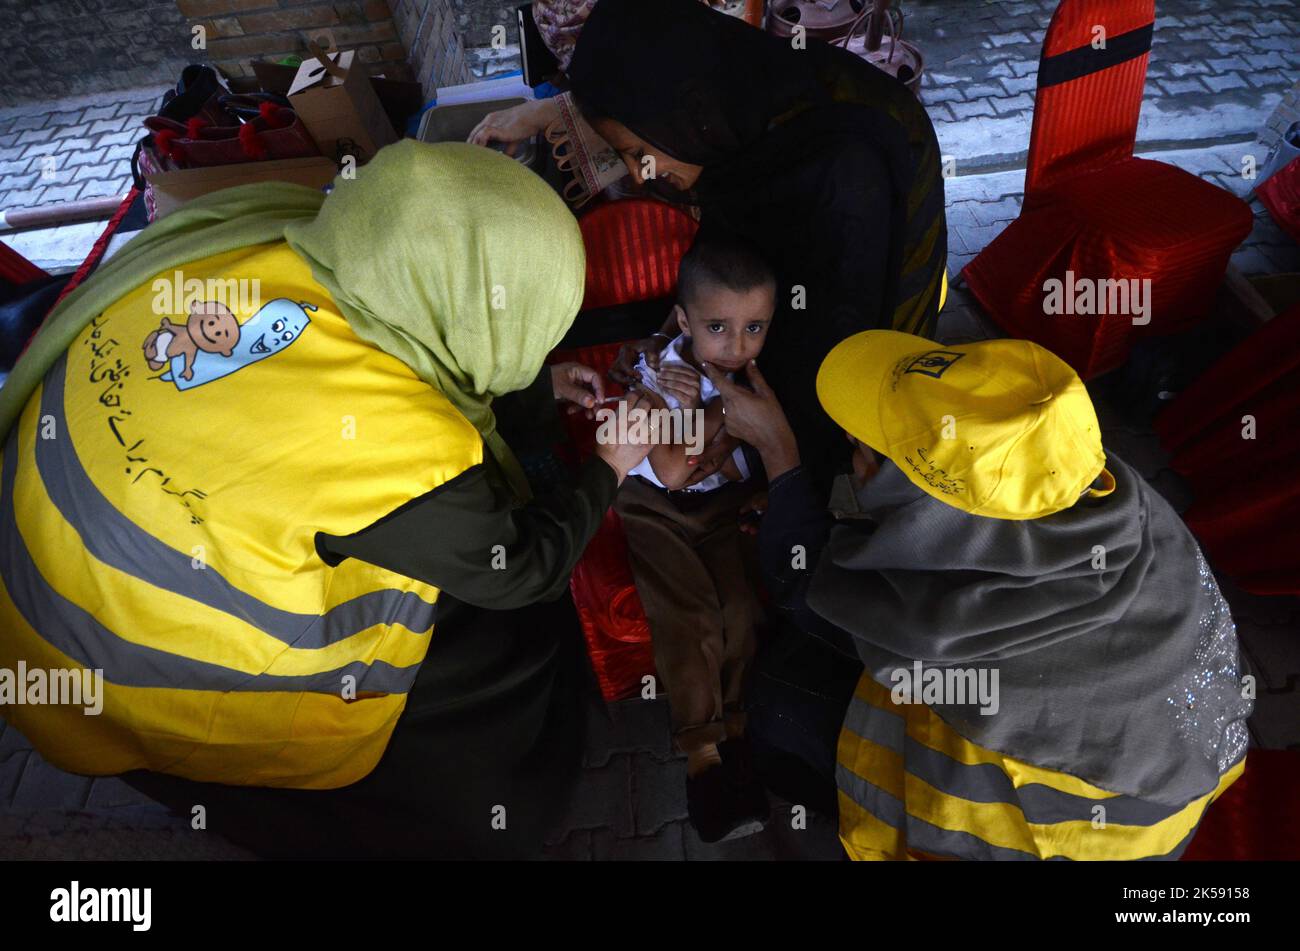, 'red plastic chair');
1257,155,1300,244
1182,751,1300,860
961,0,1253,380
1154,300,1300,596
550,199,699,701
0,241,48,286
